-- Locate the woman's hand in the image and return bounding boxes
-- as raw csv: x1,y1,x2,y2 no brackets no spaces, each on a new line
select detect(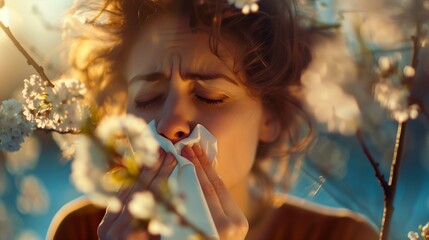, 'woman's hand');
181,144,249,240
98,144,248,240
98,150,177,240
